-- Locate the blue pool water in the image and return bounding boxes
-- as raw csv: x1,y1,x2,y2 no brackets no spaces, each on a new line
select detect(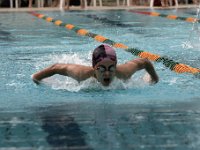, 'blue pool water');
0,9,200,149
